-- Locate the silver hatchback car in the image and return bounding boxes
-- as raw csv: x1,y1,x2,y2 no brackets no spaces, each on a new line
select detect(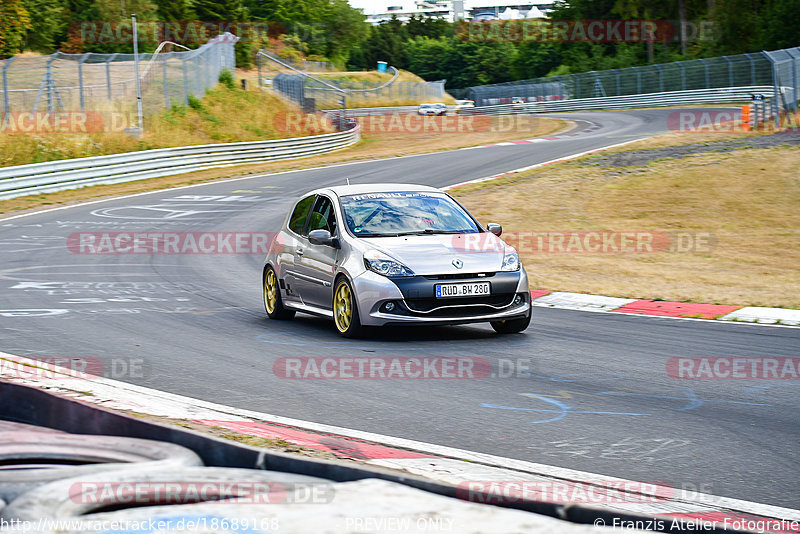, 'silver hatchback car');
262,184,531,337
